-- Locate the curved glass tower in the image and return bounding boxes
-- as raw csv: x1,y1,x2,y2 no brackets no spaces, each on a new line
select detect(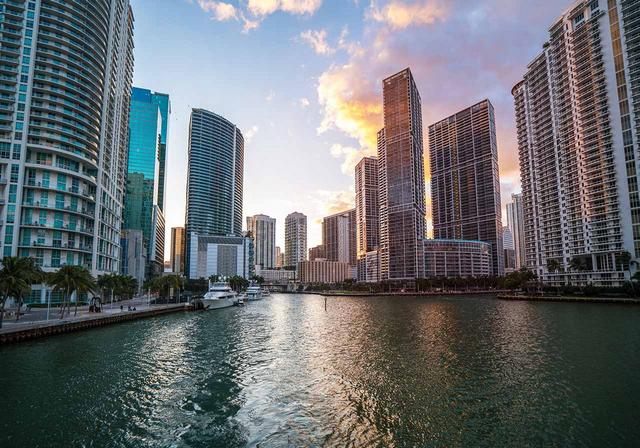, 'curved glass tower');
185,109,244,274
0,1,134,286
